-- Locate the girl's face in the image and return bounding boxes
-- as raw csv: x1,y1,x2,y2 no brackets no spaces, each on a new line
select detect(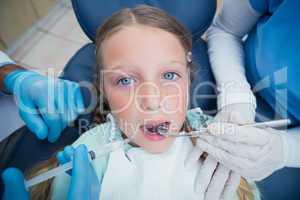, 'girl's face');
101,25,189,153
